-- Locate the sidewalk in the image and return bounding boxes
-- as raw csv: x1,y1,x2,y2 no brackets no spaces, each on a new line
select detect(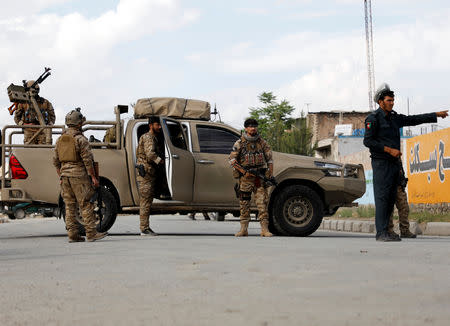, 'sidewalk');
321,218,450,236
